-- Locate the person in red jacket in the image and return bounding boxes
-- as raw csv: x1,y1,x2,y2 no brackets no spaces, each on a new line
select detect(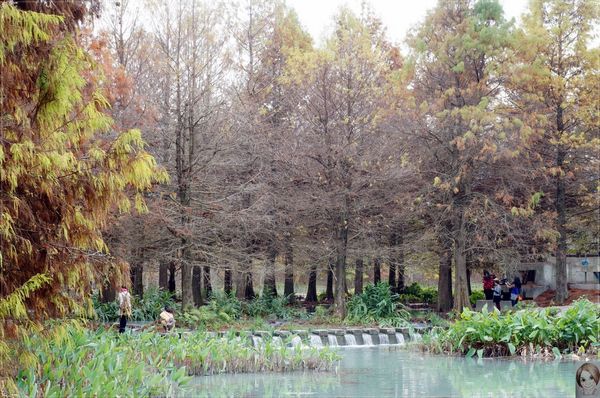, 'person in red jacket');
483,270,494,300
